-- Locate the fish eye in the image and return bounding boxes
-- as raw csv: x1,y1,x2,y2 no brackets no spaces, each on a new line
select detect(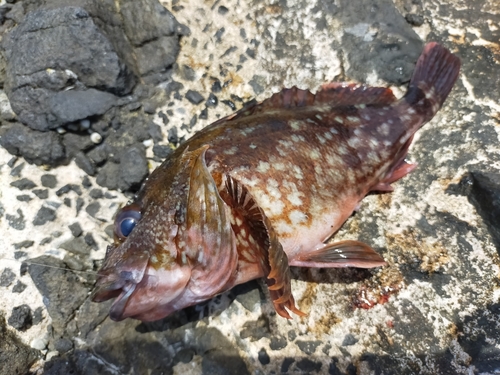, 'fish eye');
115,205,142,239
